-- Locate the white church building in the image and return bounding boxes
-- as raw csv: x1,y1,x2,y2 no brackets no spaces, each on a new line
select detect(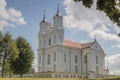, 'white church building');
37,7,109,78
